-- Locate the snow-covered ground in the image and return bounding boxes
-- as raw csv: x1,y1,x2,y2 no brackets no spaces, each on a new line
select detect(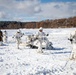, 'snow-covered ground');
0,28,76,75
